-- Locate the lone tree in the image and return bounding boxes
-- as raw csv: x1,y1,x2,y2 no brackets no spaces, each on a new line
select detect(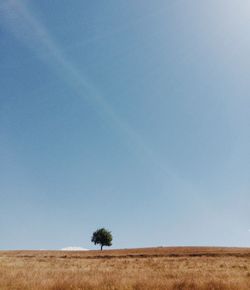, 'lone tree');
91,228,112,250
